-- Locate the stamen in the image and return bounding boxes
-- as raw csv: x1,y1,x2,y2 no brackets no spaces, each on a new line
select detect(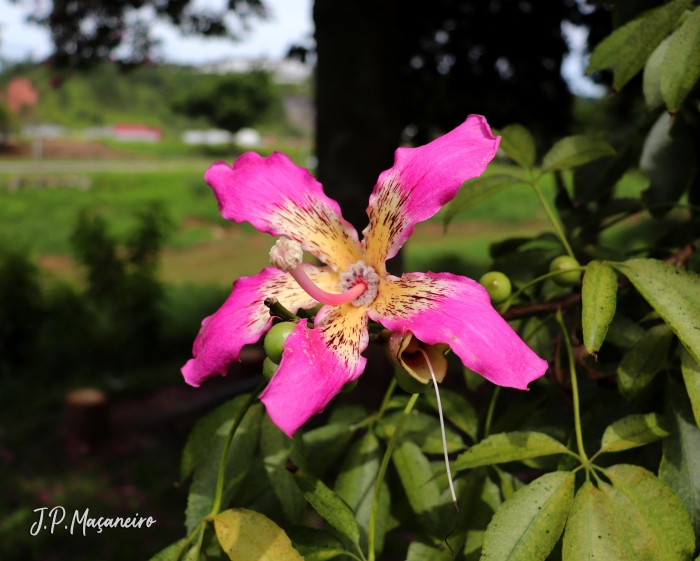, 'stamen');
288,265,367,306
417,347,459,512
